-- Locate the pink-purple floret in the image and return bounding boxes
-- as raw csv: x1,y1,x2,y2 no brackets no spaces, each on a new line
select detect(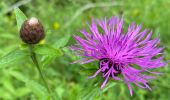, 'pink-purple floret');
70,16,166,96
